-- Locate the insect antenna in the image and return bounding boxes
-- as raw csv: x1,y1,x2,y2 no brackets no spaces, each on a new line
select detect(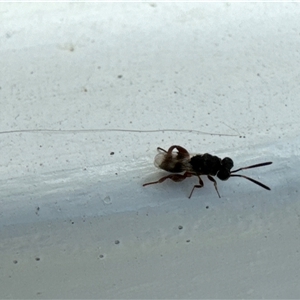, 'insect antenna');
231,162,272,173
230,161,272,191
